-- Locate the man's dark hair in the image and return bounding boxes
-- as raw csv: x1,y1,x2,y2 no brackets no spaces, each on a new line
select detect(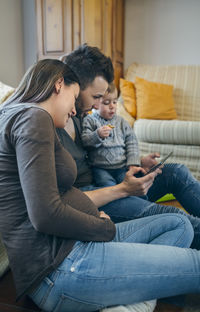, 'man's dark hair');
62,44,114,90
